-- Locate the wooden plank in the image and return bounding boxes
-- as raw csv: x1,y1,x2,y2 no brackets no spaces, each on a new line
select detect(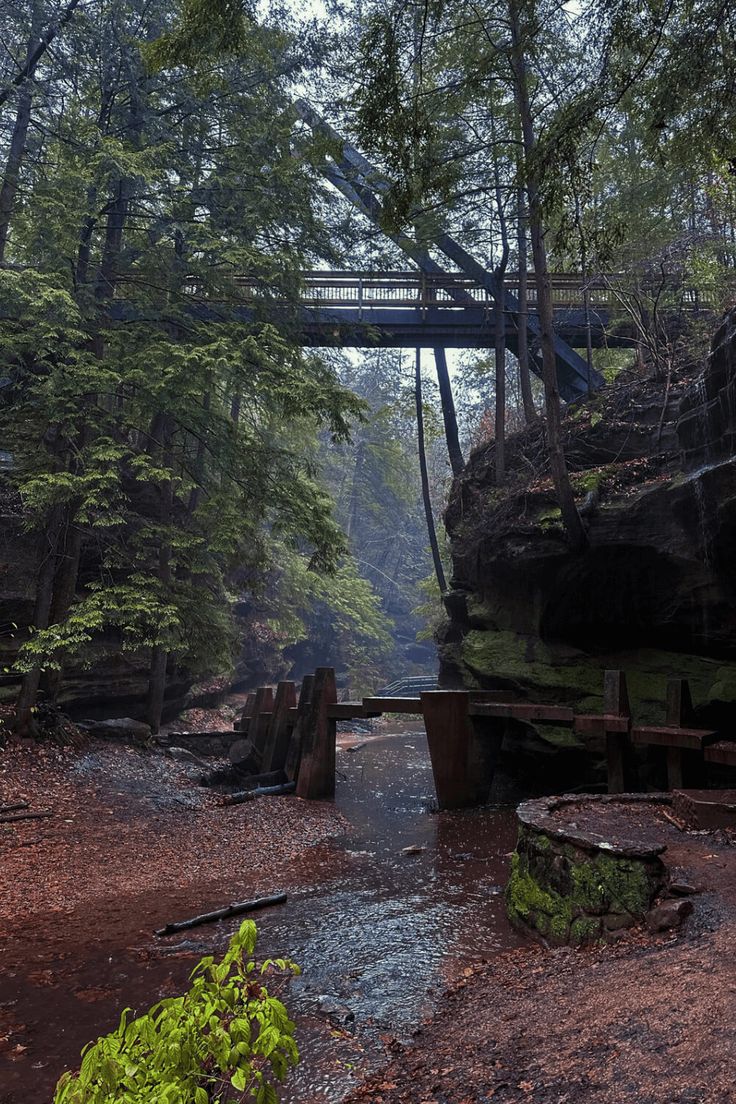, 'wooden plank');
631,725,716,751
705,741,736,767
249,686,274,765
236,692,256,733
422,691,475,809
296,667,338,800
574,713,631,735
285,676,313,783
362,696,424,714
604,670,631,794
261,681,298,775
327,701,367,720
665,678,695,788
470,702,573,724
